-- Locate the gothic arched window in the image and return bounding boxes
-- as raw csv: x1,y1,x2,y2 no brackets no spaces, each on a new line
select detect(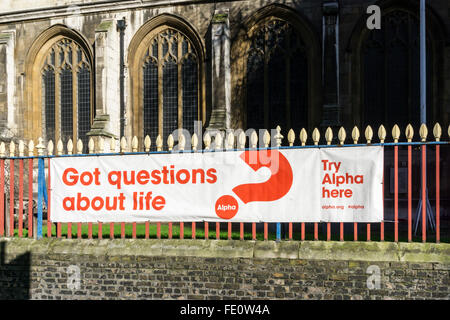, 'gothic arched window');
362,10,433,130
141,28,199,150
246,19,308,134
41,37,92,145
